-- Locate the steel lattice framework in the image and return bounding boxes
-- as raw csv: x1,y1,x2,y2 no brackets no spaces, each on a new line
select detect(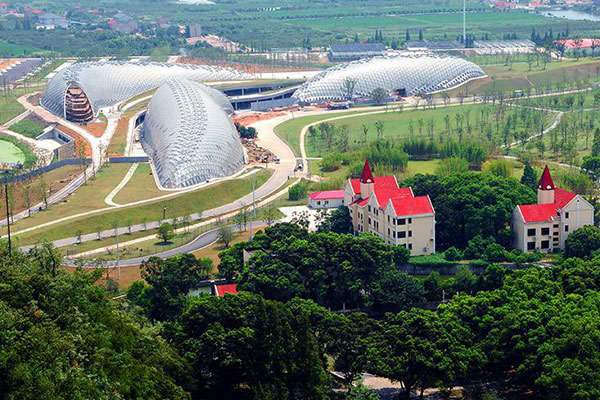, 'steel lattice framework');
292,54,485,103
142,78,245,189
40,61,251,120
